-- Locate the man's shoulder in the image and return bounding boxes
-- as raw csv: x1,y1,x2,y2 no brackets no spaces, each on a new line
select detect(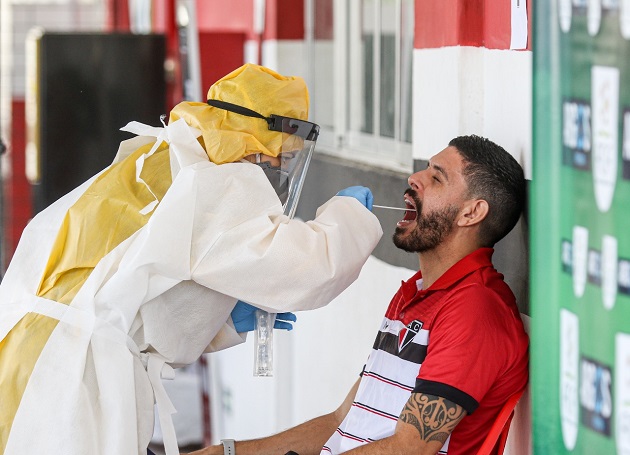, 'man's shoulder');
451,266,509,294
441,272,518,316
